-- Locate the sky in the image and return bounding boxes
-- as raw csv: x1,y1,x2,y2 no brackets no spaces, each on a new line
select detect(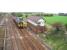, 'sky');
0,0,67,13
